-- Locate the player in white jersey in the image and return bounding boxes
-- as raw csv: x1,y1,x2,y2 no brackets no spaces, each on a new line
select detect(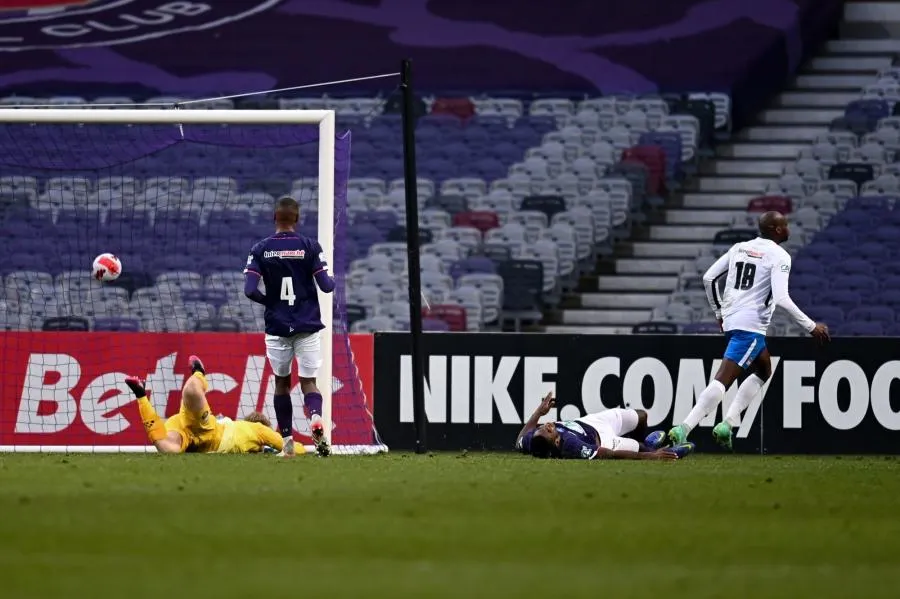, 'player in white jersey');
667,211,830,450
